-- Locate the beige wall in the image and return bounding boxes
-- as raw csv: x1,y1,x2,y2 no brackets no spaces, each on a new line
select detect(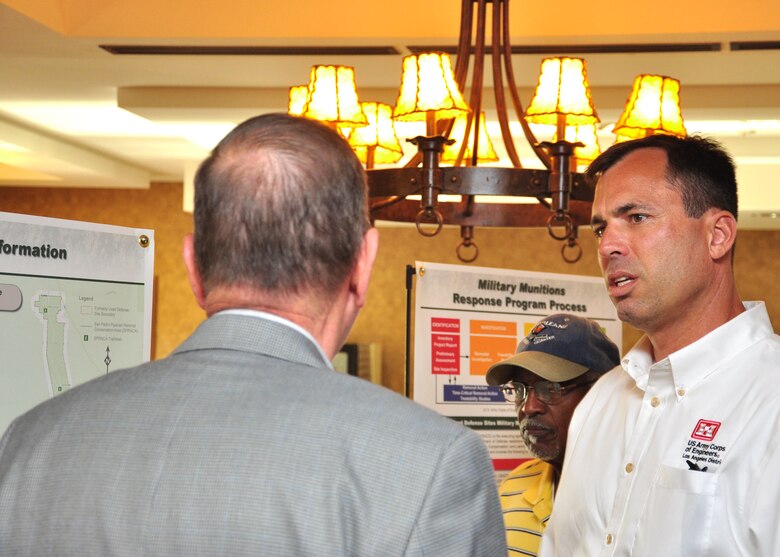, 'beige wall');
2,183,778,394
